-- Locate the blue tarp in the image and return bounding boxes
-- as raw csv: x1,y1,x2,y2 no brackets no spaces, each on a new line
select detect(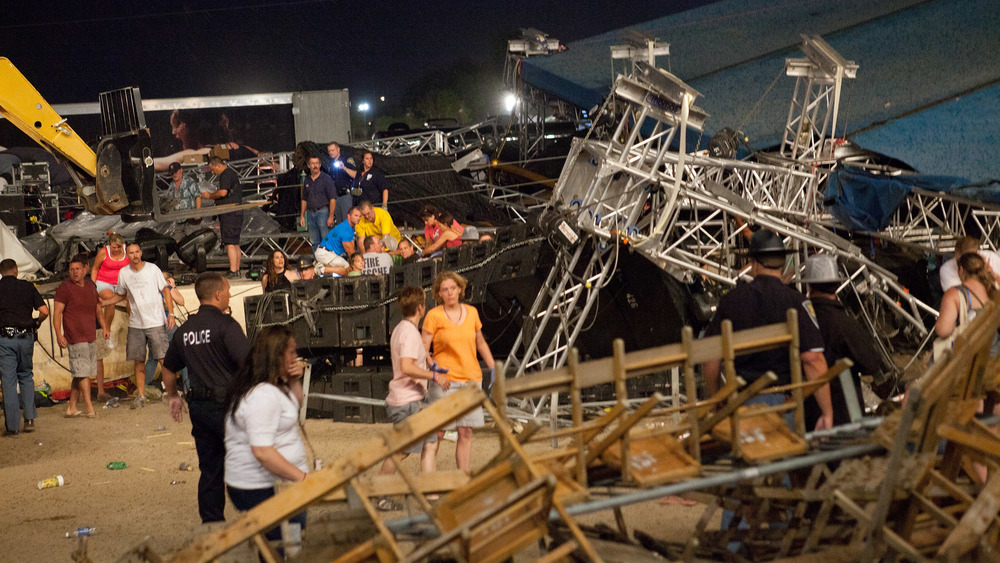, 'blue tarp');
824,166,974,231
